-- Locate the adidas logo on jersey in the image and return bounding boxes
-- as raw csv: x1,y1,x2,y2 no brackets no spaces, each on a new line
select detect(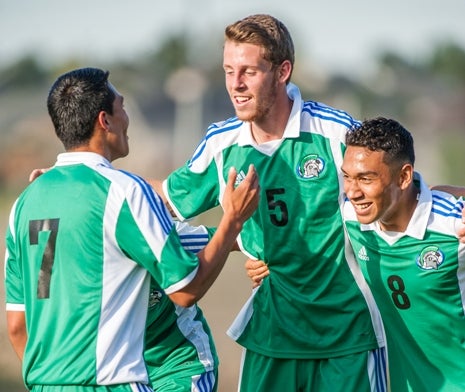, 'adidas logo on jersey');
358,246,369,261
234,170,247,188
